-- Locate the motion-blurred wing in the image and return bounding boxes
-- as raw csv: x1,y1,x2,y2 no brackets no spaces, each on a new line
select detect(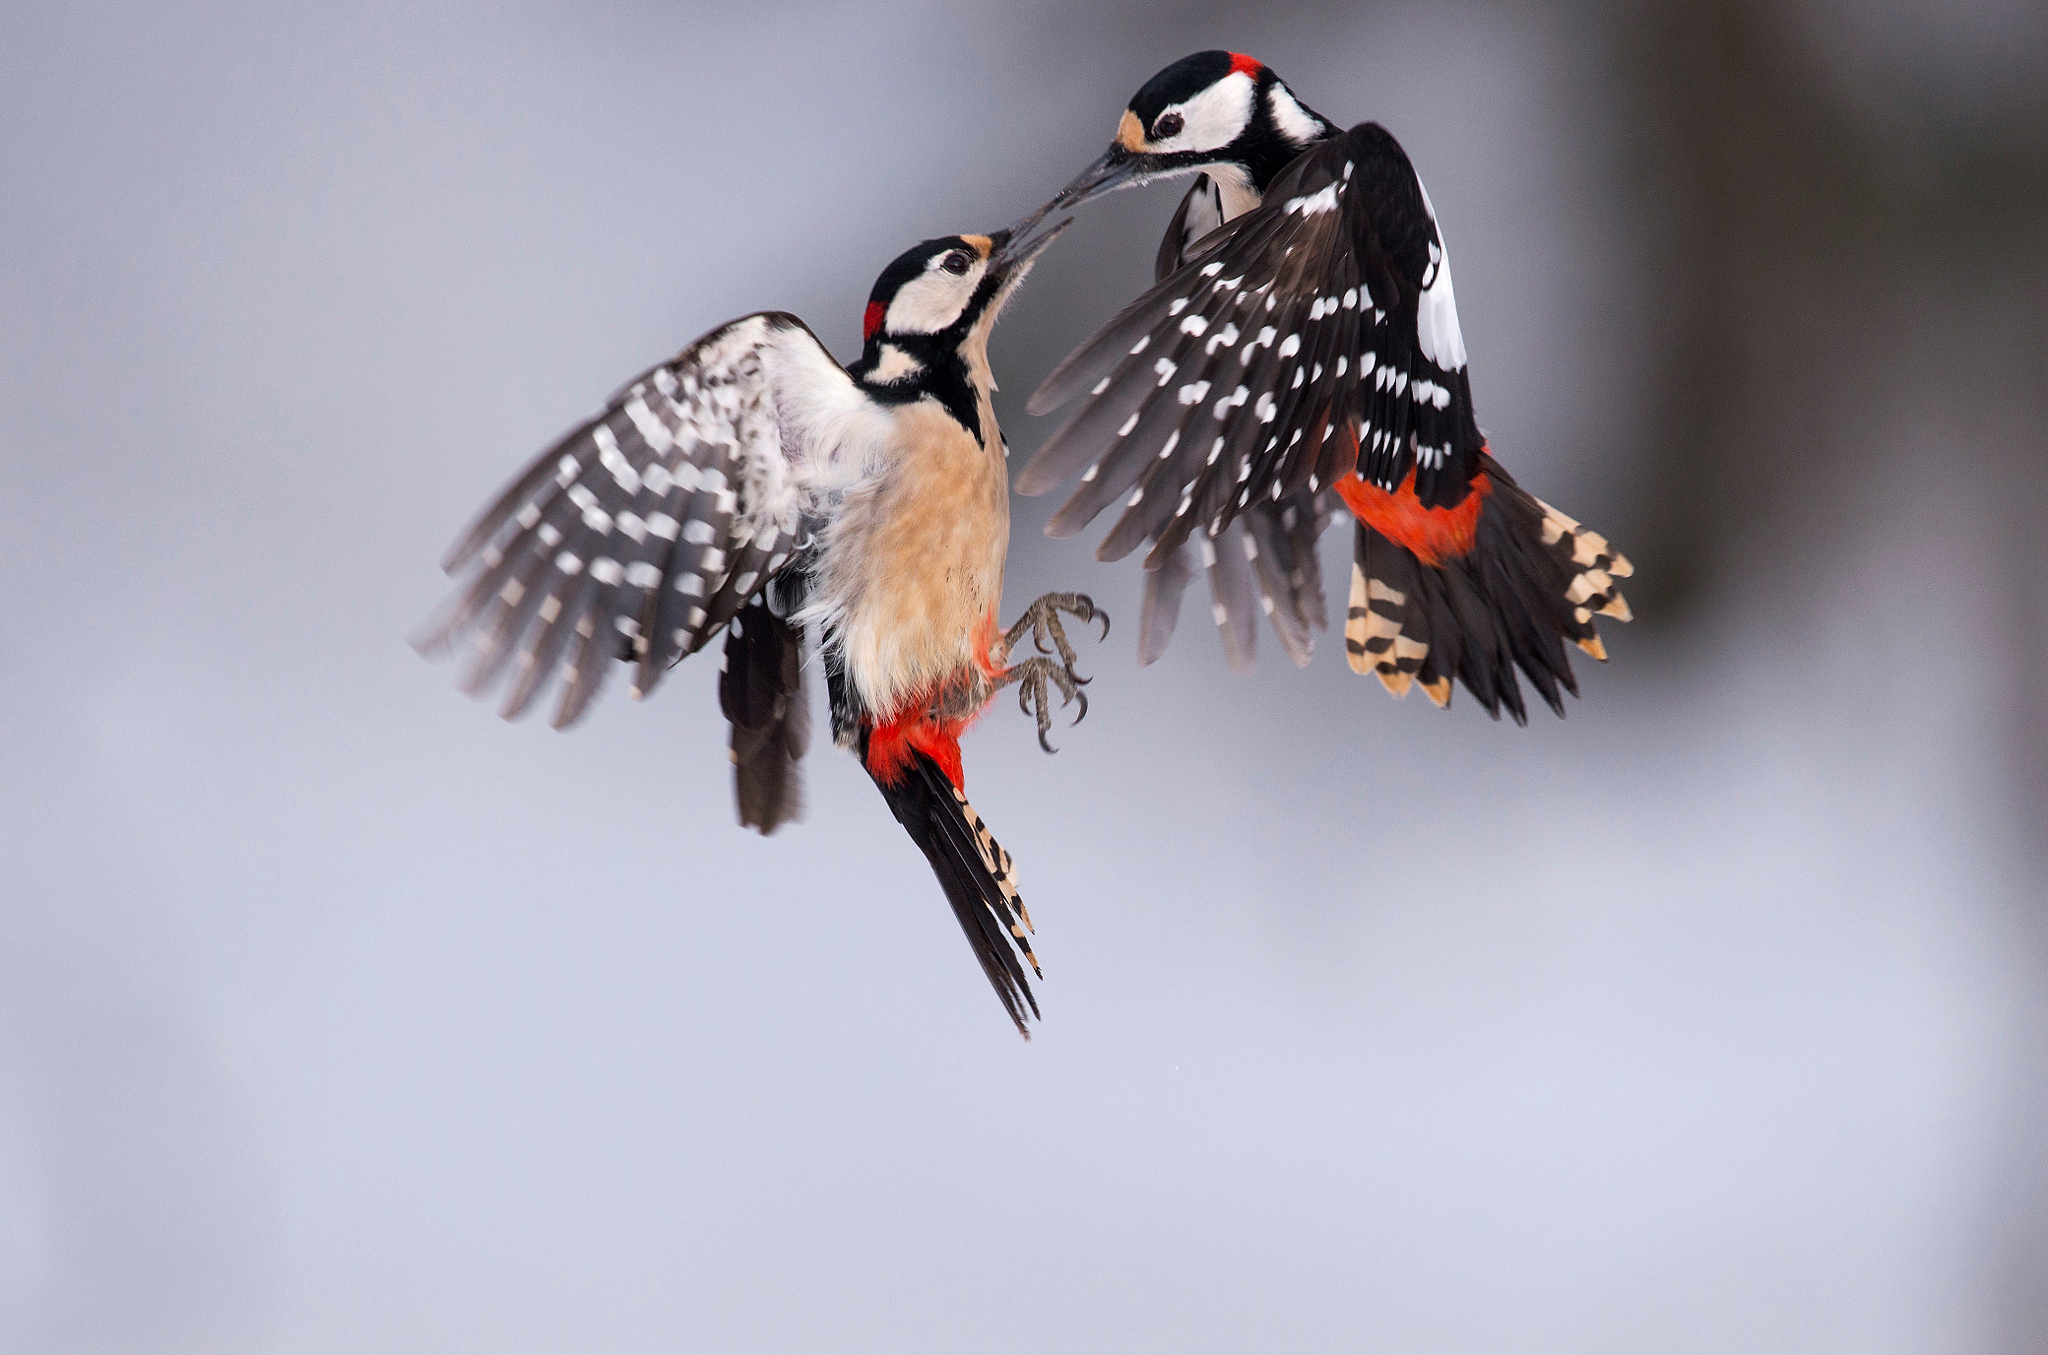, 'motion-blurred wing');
1132,175,1336,669
1023,122,1485,594
416,312,856,728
